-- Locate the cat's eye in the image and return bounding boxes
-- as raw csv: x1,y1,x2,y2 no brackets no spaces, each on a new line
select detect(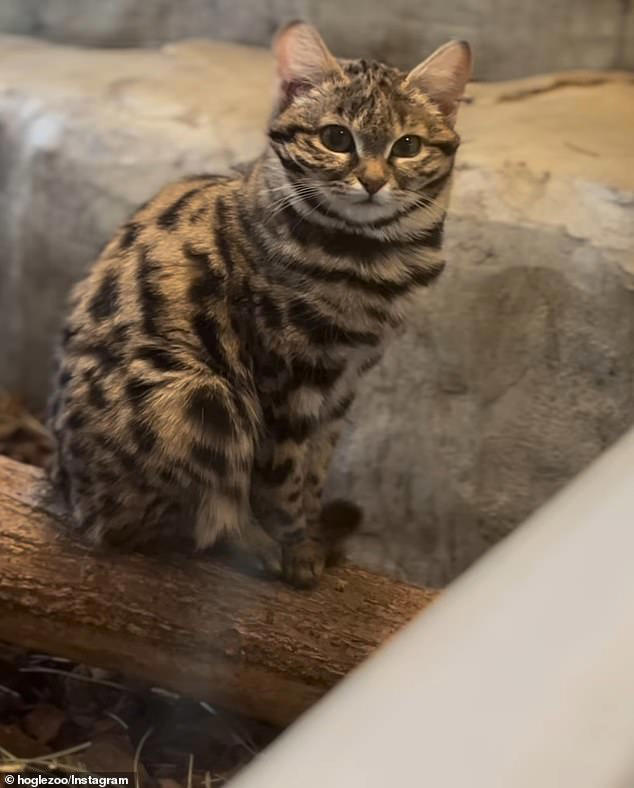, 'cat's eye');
320,125,355,153
391,135,422,158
